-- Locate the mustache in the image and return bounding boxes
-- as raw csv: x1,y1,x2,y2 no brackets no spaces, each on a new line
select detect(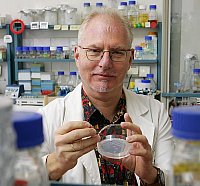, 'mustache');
91,71,117,76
